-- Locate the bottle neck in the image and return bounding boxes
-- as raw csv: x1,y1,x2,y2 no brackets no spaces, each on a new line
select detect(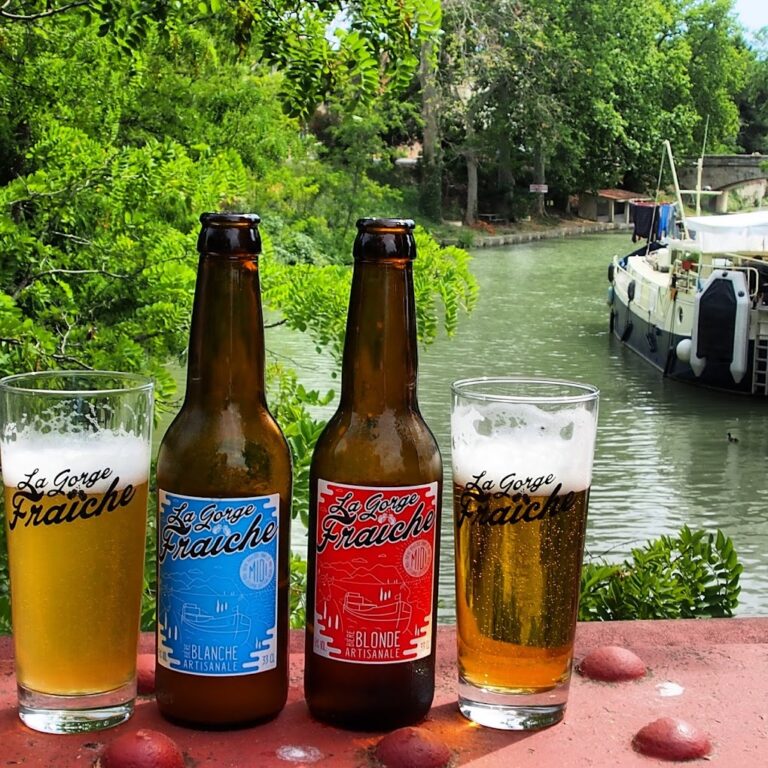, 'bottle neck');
339,257,419,413
184,254,266,408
